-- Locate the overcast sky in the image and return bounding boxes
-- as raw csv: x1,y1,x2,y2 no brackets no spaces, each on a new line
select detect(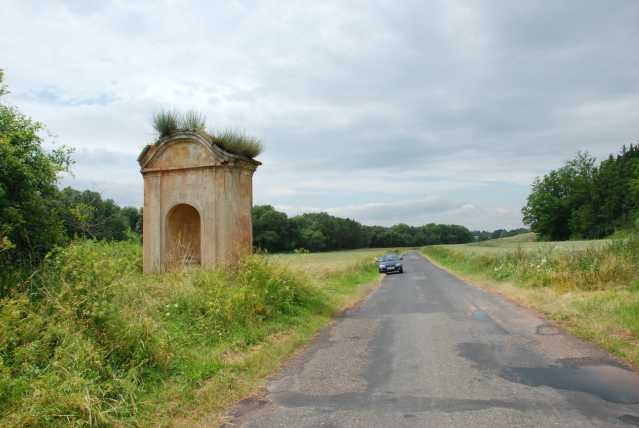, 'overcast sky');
2,0,639,231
